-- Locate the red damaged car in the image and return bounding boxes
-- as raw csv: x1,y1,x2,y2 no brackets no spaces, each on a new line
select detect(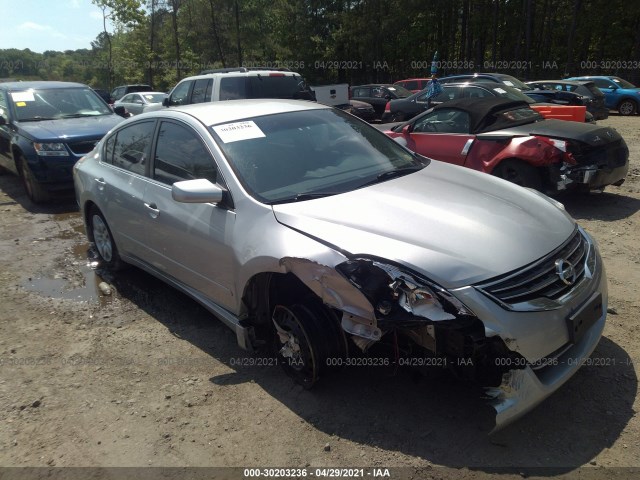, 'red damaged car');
381,98,629,193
